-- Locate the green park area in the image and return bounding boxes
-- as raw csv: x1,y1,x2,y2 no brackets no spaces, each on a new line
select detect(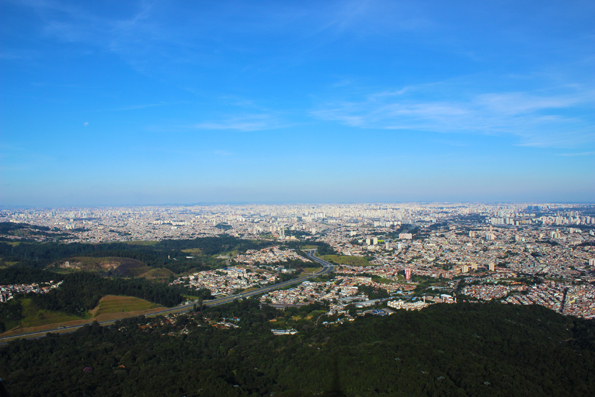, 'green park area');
299,266,323,276
18,298,83,329
321,255,372,266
